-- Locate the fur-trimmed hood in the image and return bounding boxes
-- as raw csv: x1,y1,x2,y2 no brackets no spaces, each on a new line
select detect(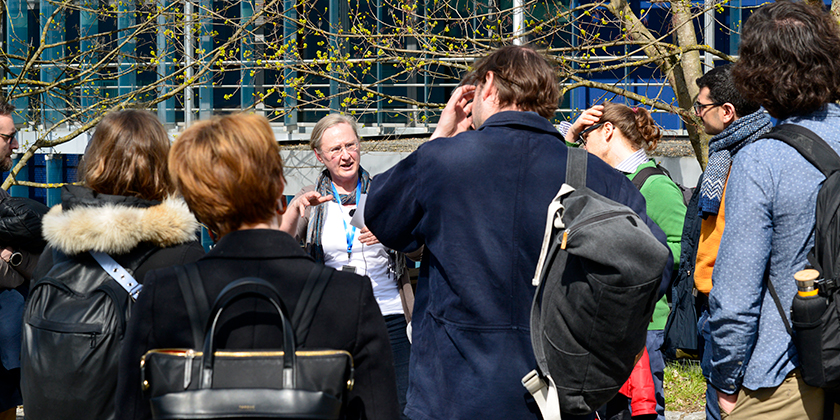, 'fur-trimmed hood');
42,186,200,255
